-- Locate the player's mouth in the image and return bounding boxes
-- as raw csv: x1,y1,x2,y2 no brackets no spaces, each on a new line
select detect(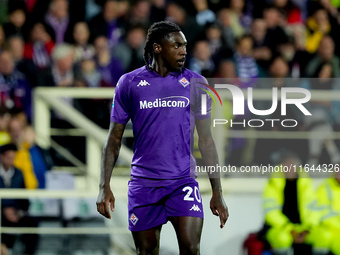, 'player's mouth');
177,58,186,66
